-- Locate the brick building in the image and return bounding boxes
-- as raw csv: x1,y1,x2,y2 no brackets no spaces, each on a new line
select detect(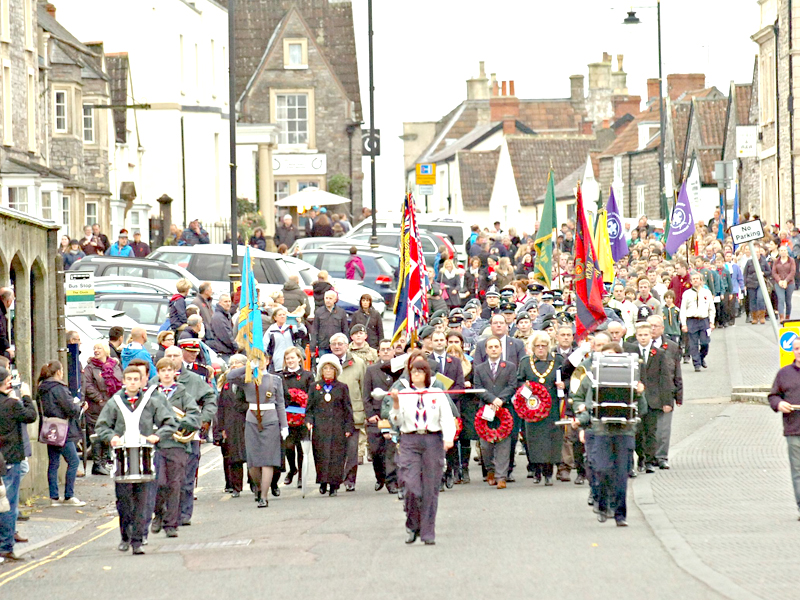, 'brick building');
231,0,363,217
